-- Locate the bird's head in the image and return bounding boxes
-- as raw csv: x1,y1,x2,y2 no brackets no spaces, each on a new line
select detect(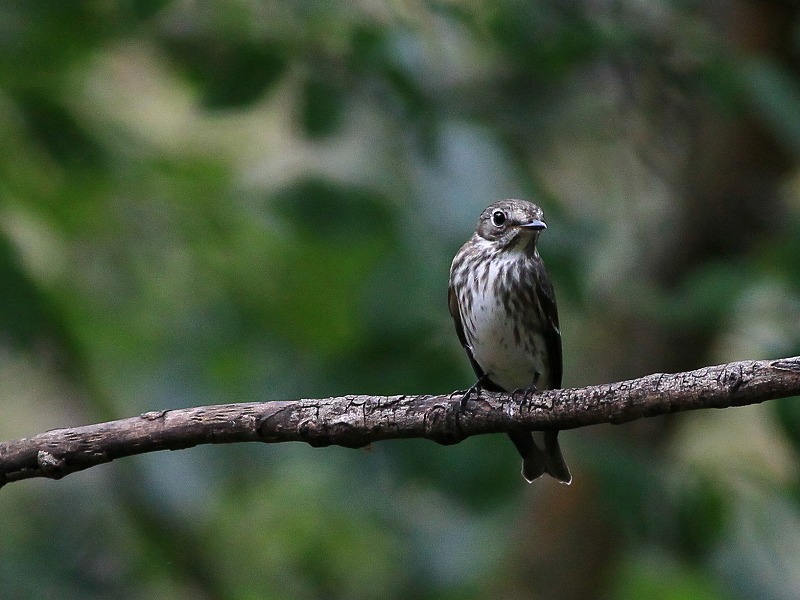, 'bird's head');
475,199,547,250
